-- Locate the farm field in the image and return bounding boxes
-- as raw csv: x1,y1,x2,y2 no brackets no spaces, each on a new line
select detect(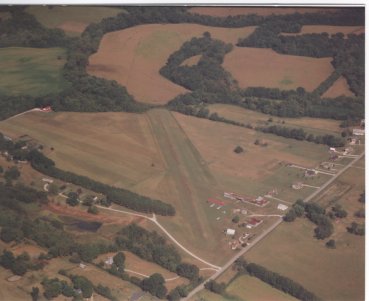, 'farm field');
207,103,342,135
188,6,339,17
223,47,334,91
281,25,365,37
26,6,124,36
87,24,256,104
322,75,355,98
0,47,67,96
